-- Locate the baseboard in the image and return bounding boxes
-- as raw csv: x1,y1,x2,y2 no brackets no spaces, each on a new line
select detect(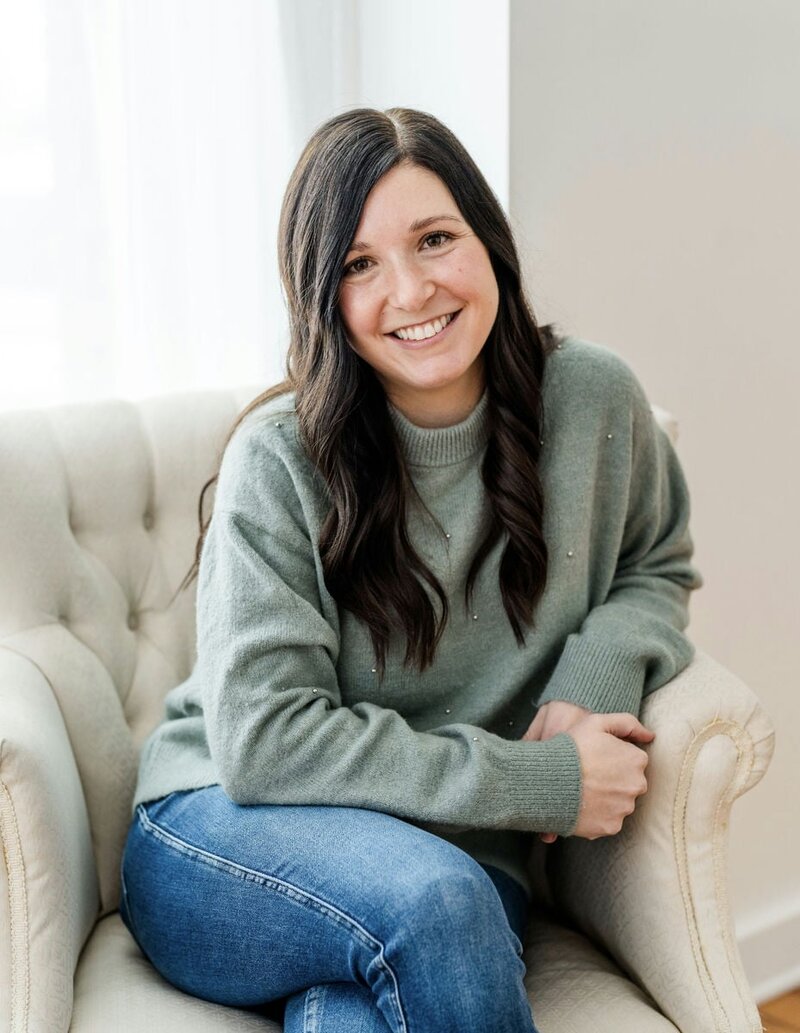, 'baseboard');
736,895,800,1003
